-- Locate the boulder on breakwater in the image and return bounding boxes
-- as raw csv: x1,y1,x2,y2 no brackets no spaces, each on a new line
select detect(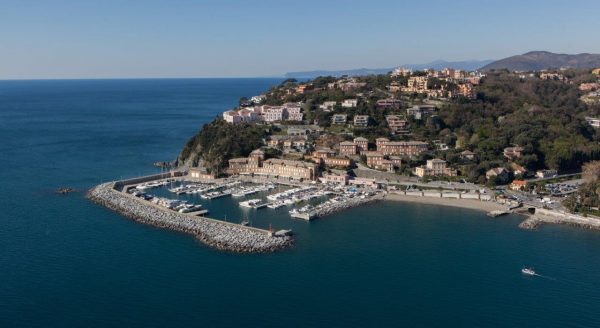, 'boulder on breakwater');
87,183,293,253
